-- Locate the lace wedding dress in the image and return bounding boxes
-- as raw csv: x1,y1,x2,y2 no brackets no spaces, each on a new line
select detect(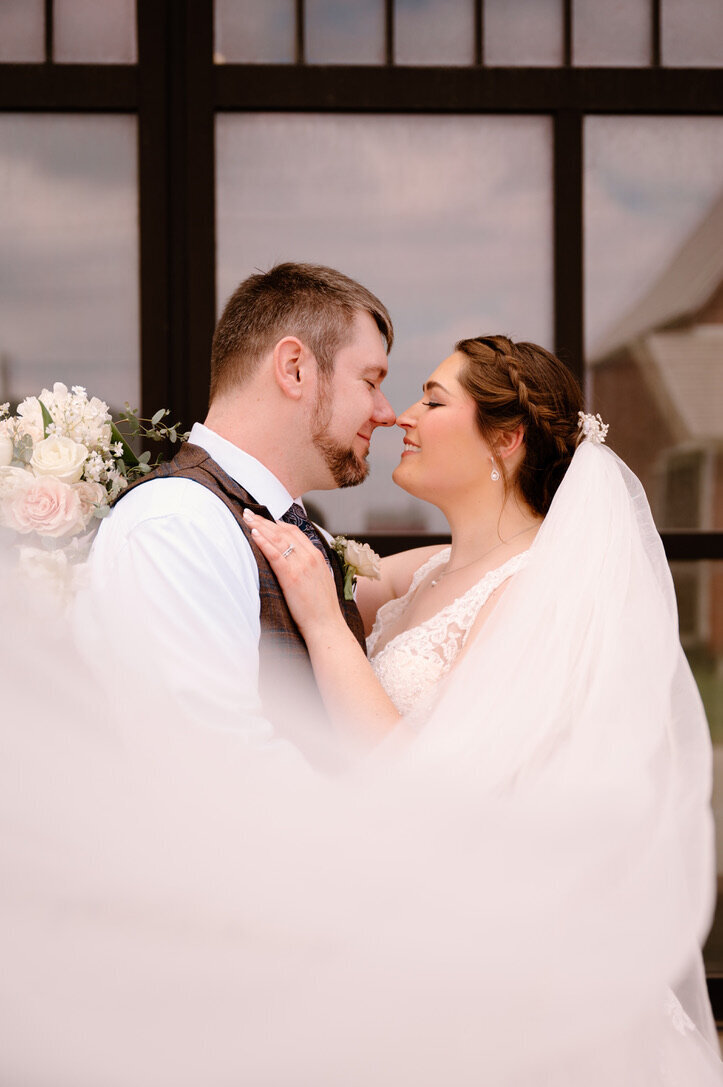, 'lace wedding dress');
368,547,529,716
